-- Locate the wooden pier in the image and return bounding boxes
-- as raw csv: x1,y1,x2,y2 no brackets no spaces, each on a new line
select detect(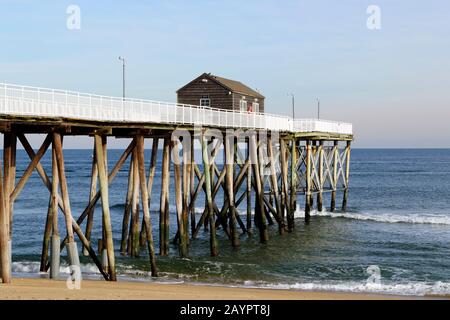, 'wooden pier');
0,83,353,283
